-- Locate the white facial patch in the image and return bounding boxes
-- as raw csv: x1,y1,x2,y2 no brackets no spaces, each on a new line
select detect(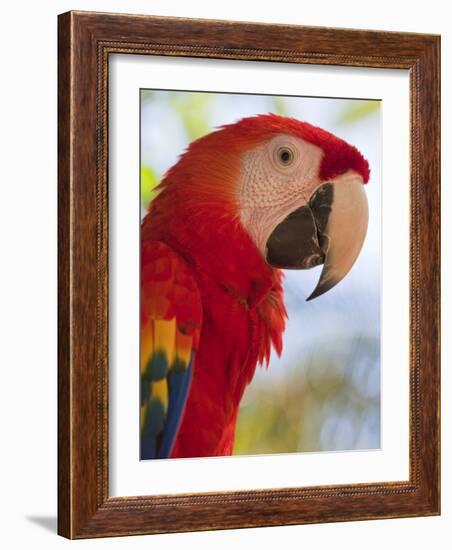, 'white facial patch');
238,134,324,256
